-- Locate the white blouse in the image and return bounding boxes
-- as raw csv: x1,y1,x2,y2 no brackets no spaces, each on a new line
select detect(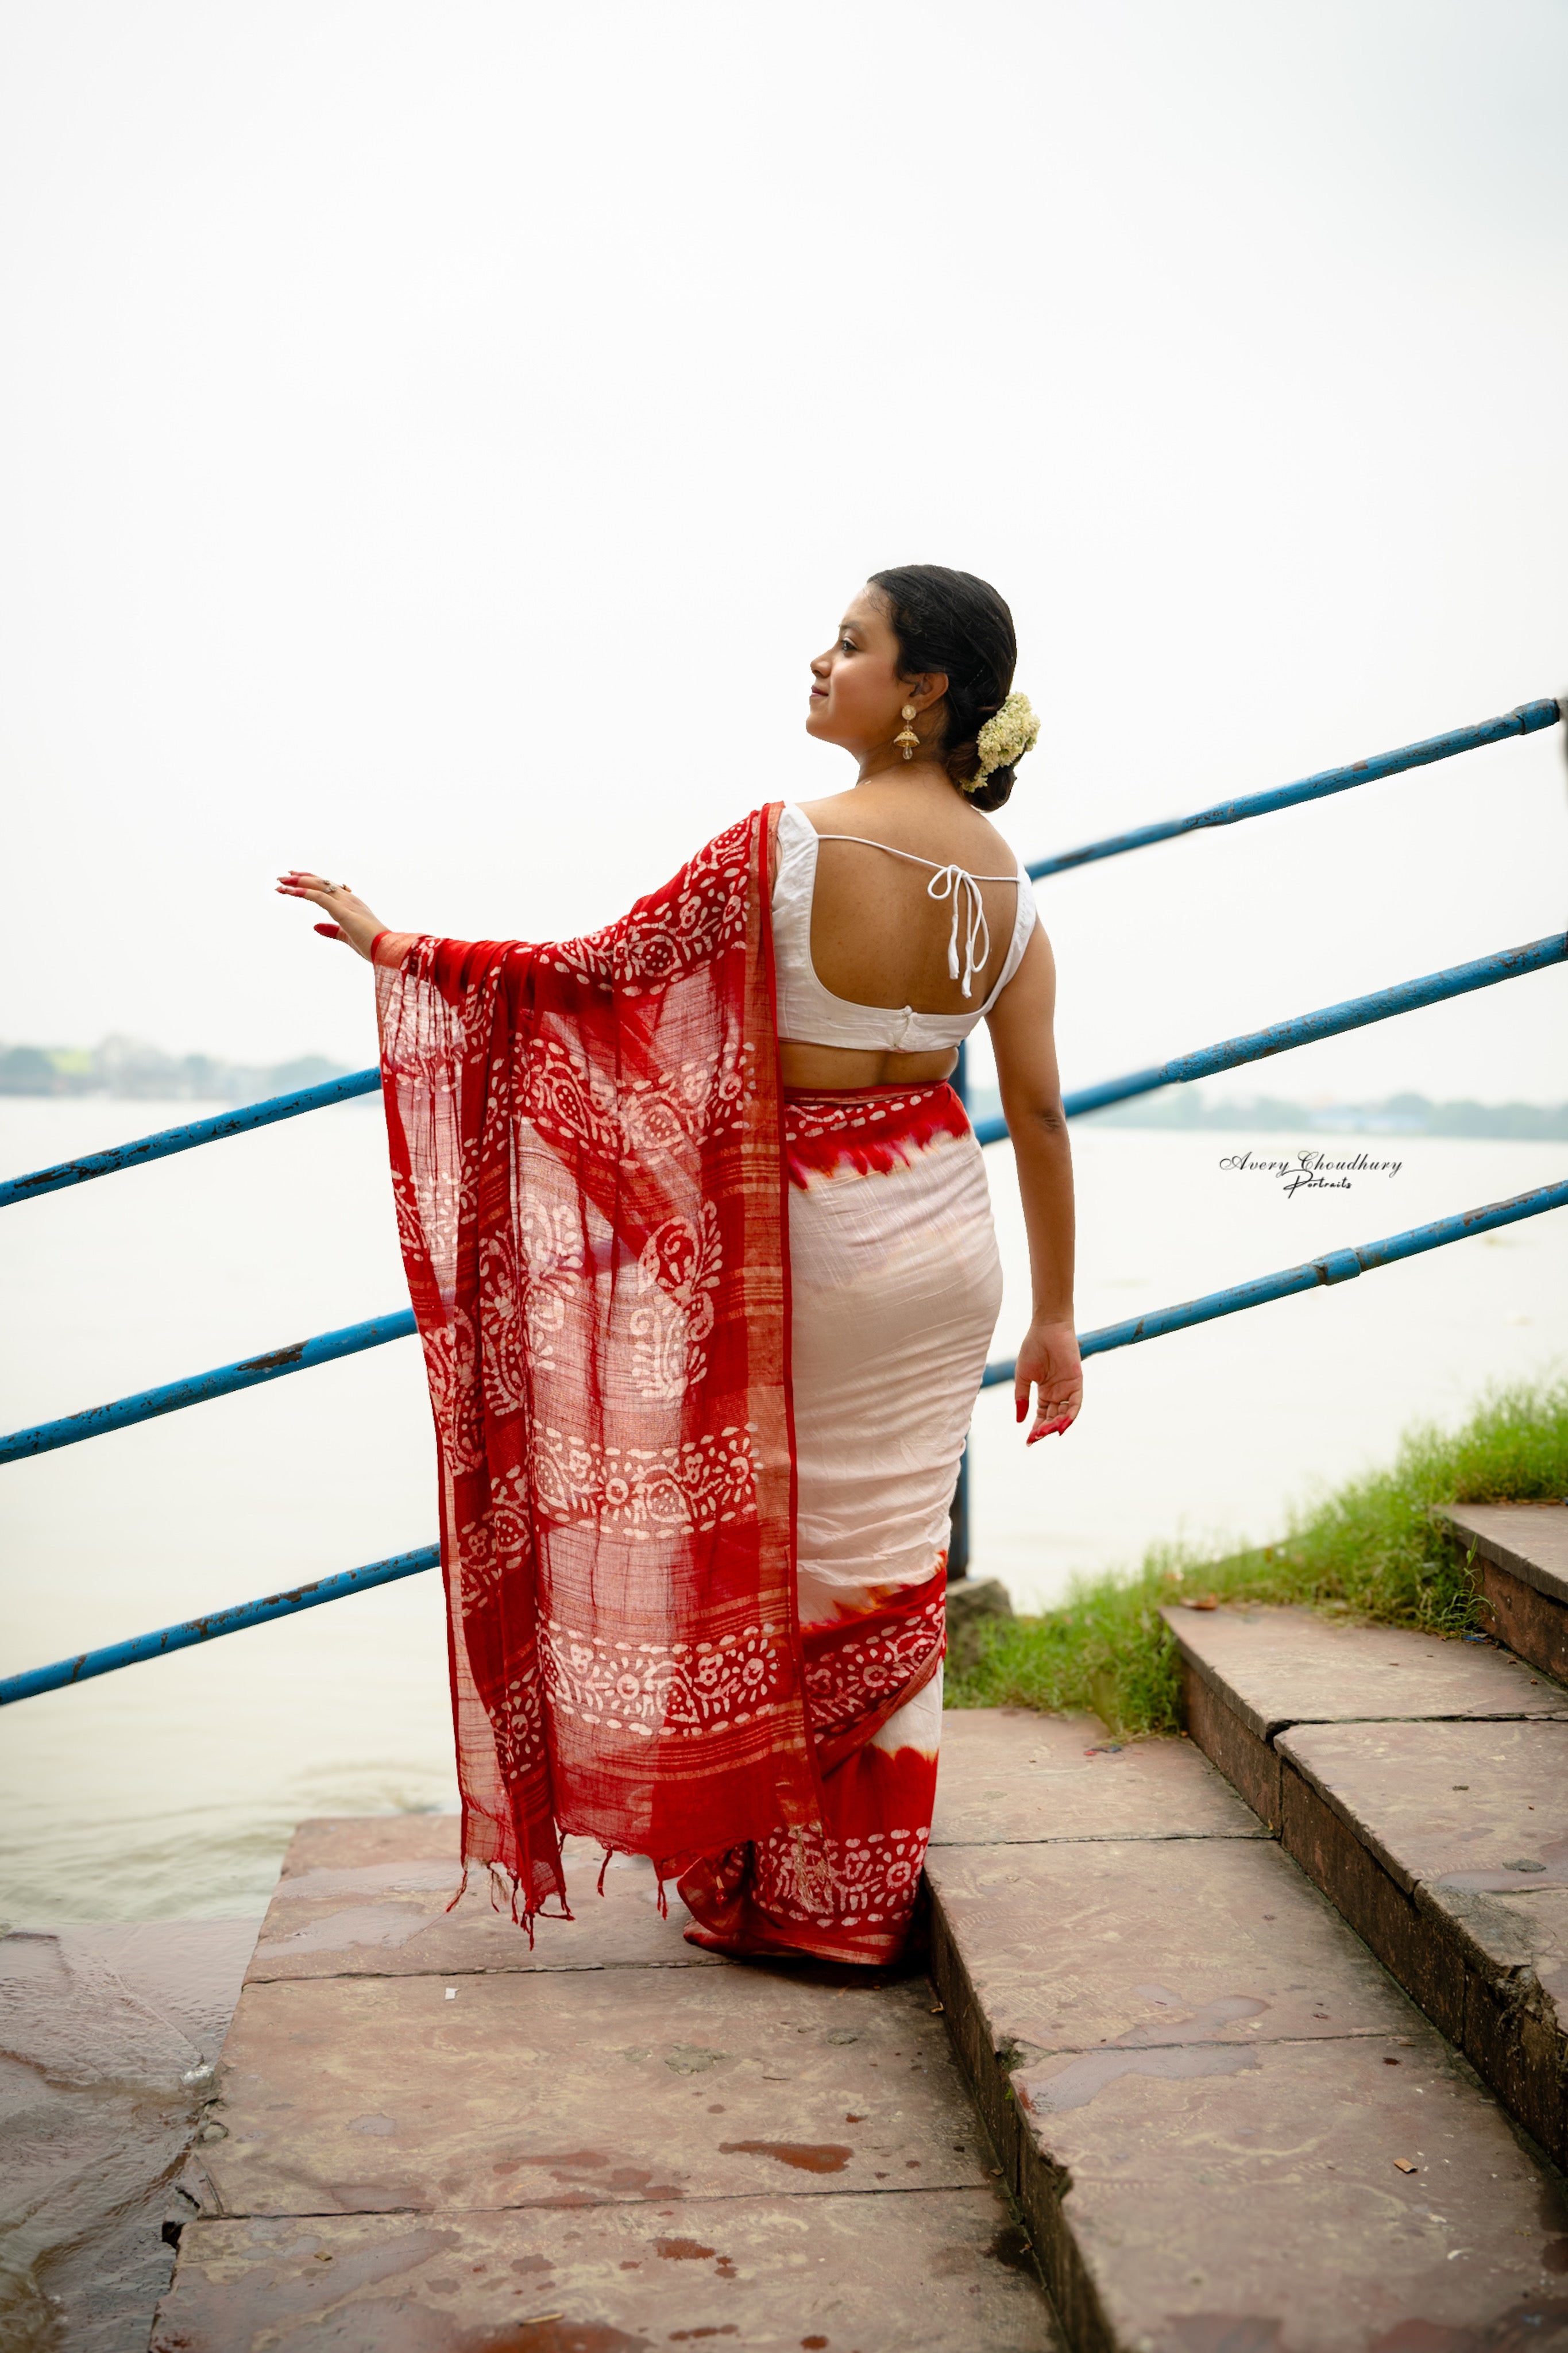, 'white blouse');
771,801,1037,1054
